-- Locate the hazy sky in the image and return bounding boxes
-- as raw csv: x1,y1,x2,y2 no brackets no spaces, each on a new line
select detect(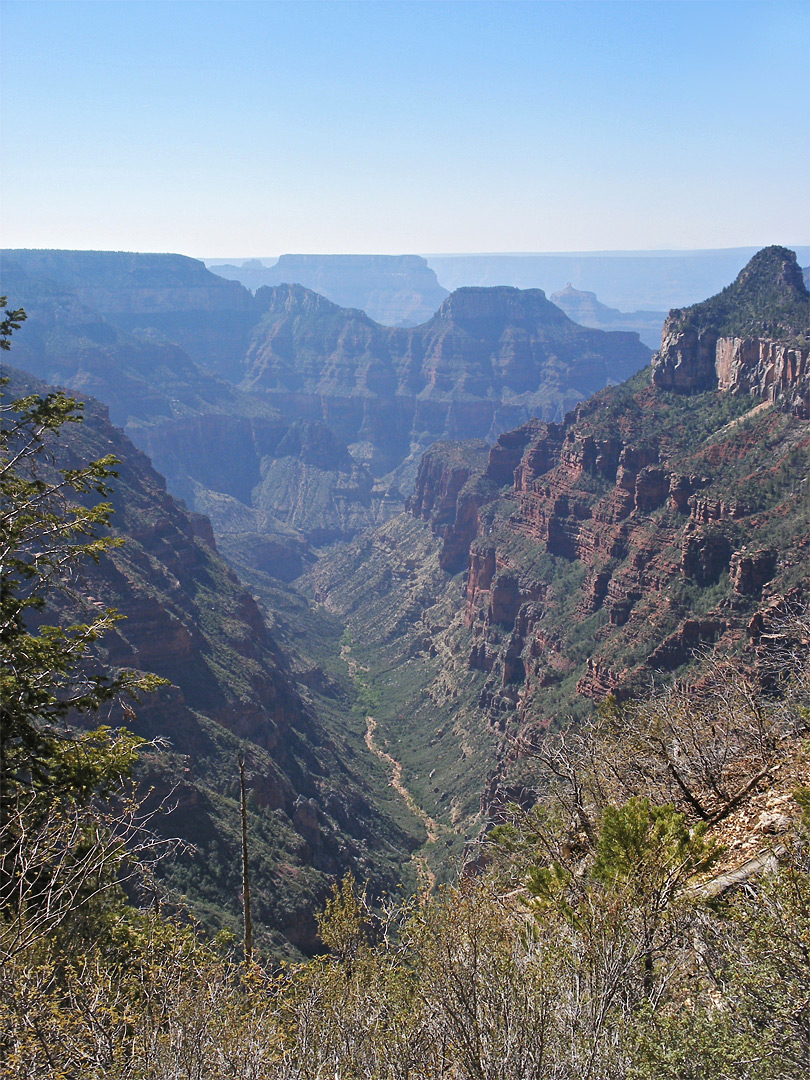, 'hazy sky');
1,0,808,258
